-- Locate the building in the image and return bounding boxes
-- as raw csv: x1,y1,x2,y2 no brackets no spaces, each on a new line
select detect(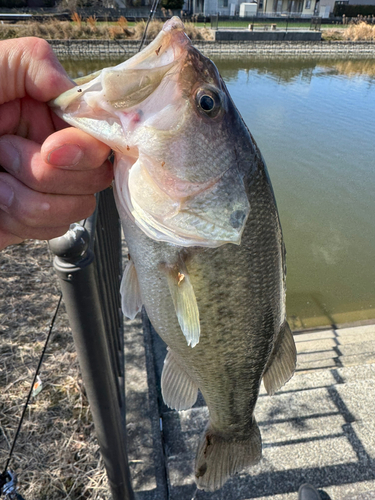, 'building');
189,0,320,15
262,0,319,15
